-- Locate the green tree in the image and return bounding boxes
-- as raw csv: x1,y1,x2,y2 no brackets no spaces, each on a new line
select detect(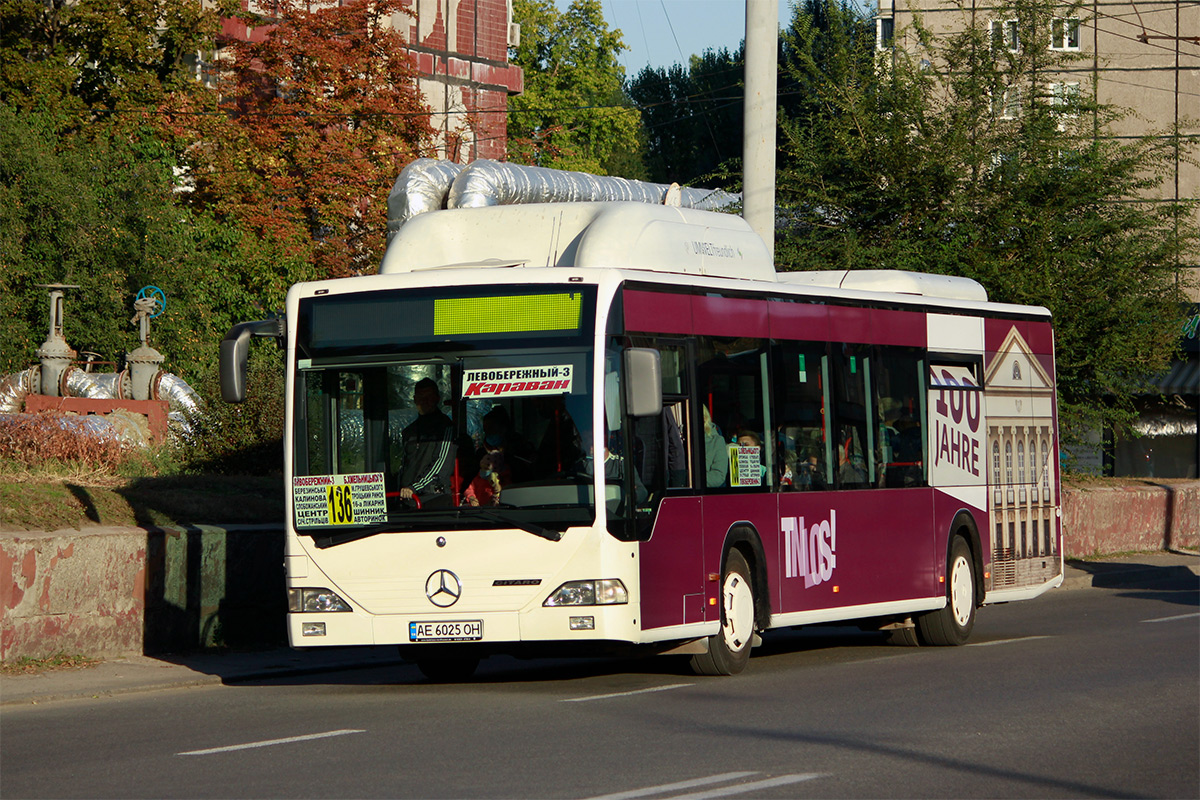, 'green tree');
775,0,1198,446
628,48,743,188
0,107,259,385
174,0,435,279
507,0,643,175
0,0,232,121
